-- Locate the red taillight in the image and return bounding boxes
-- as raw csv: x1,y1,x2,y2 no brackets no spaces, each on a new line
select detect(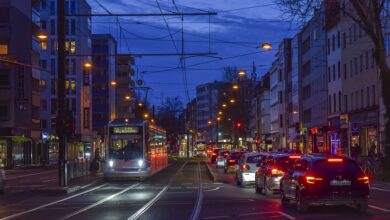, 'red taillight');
223,152,229,157
306,176,323,184
242,164,250,170
289,155,301,159
228,159,235,163
212,153,217,156
358,176,369,184
327,158,343,163
270,168,284,176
